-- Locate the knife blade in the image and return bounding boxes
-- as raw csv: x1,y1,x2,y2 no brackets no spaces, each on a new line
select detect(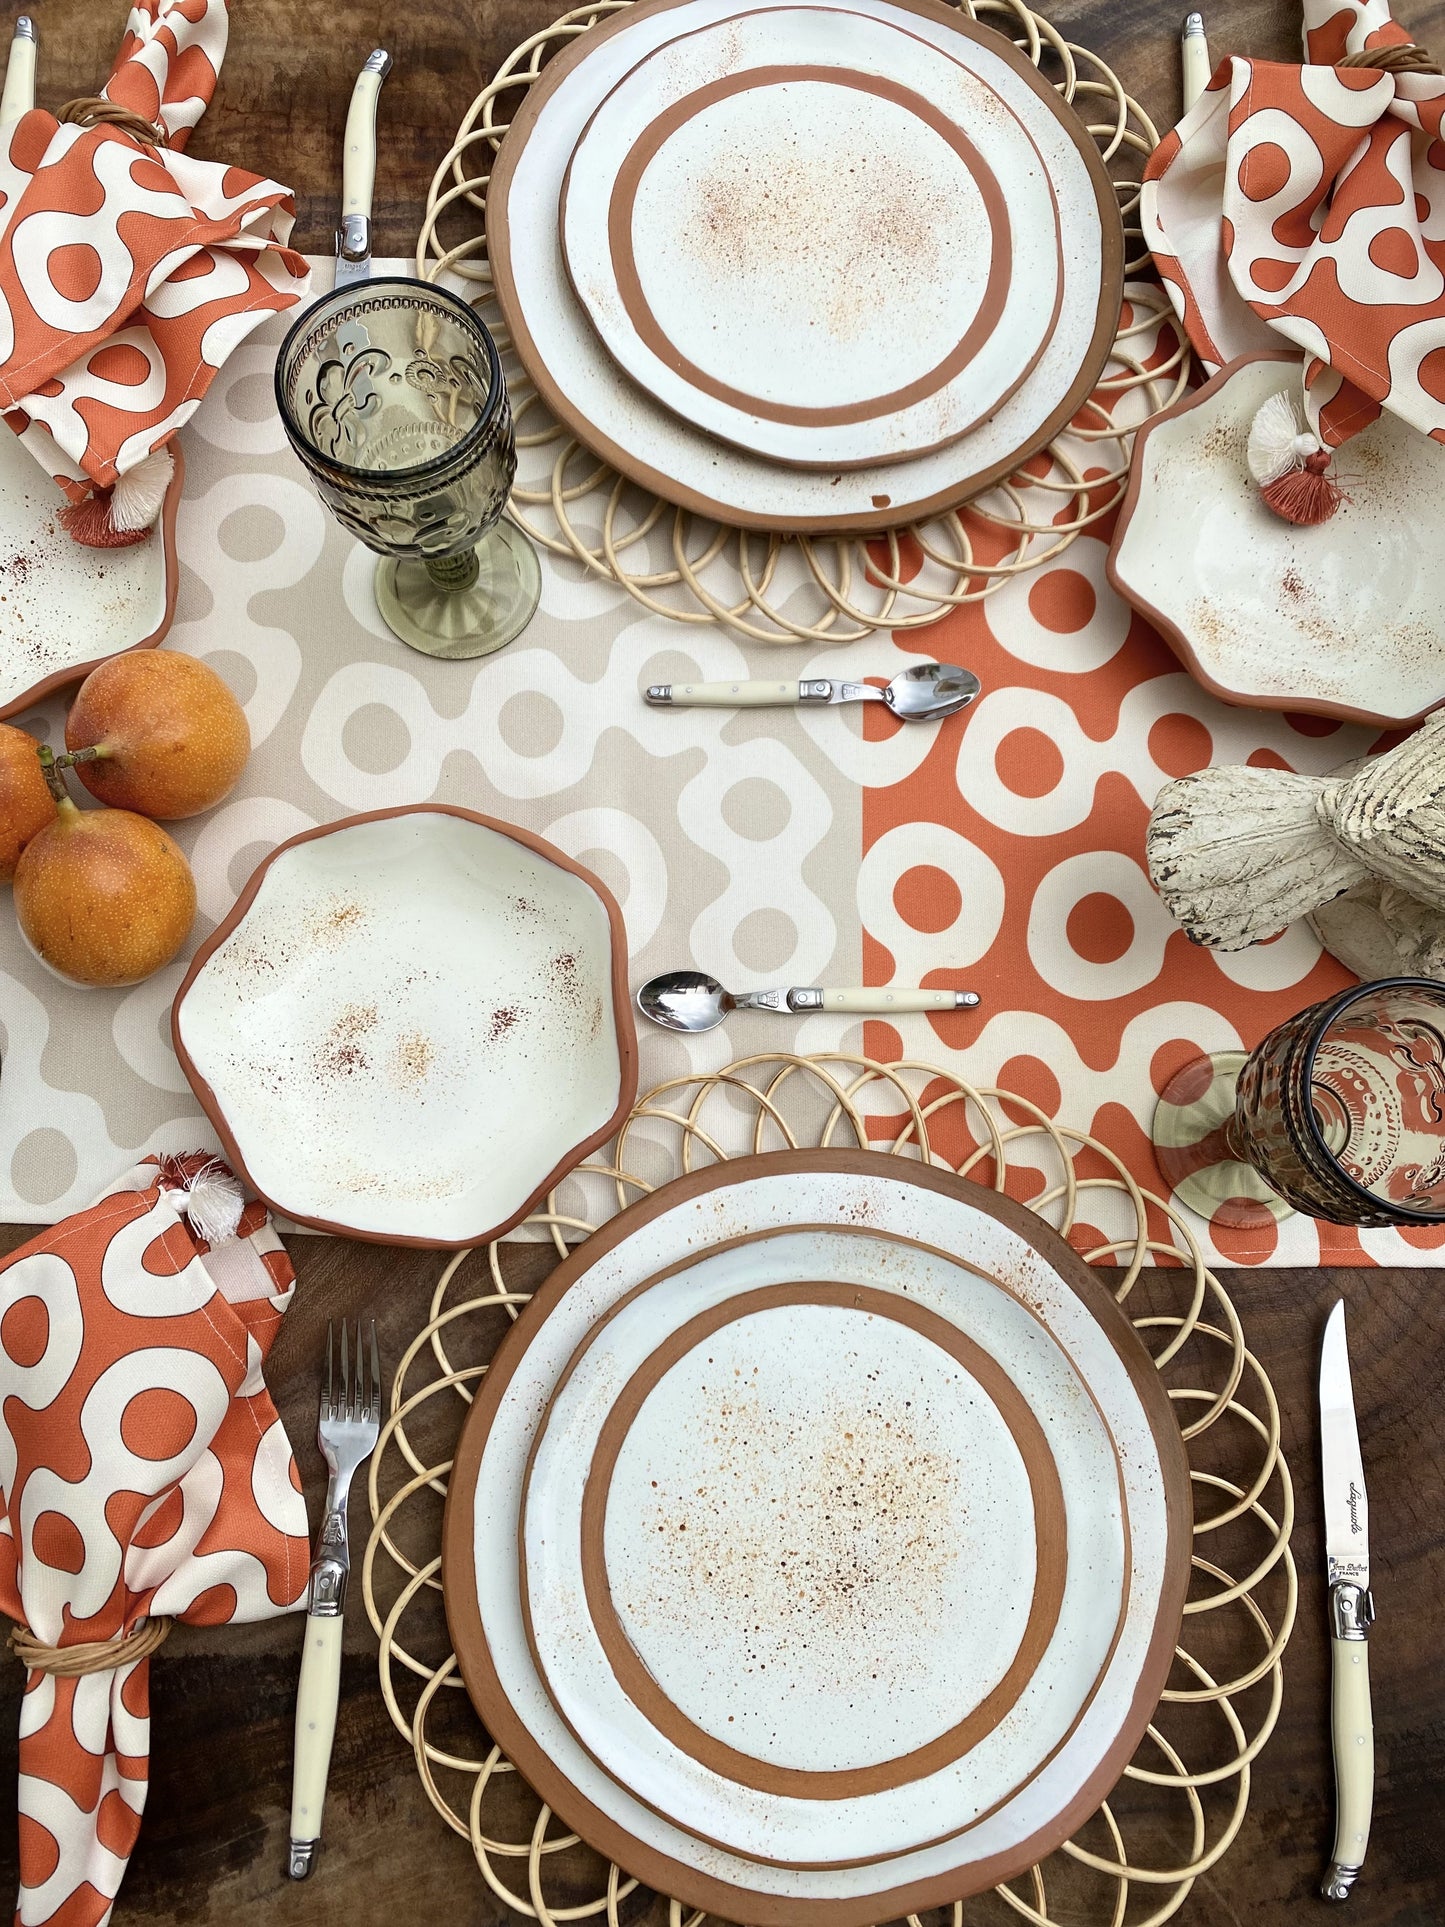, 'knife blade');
334,49,391,290
1320,1299,1375,1902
